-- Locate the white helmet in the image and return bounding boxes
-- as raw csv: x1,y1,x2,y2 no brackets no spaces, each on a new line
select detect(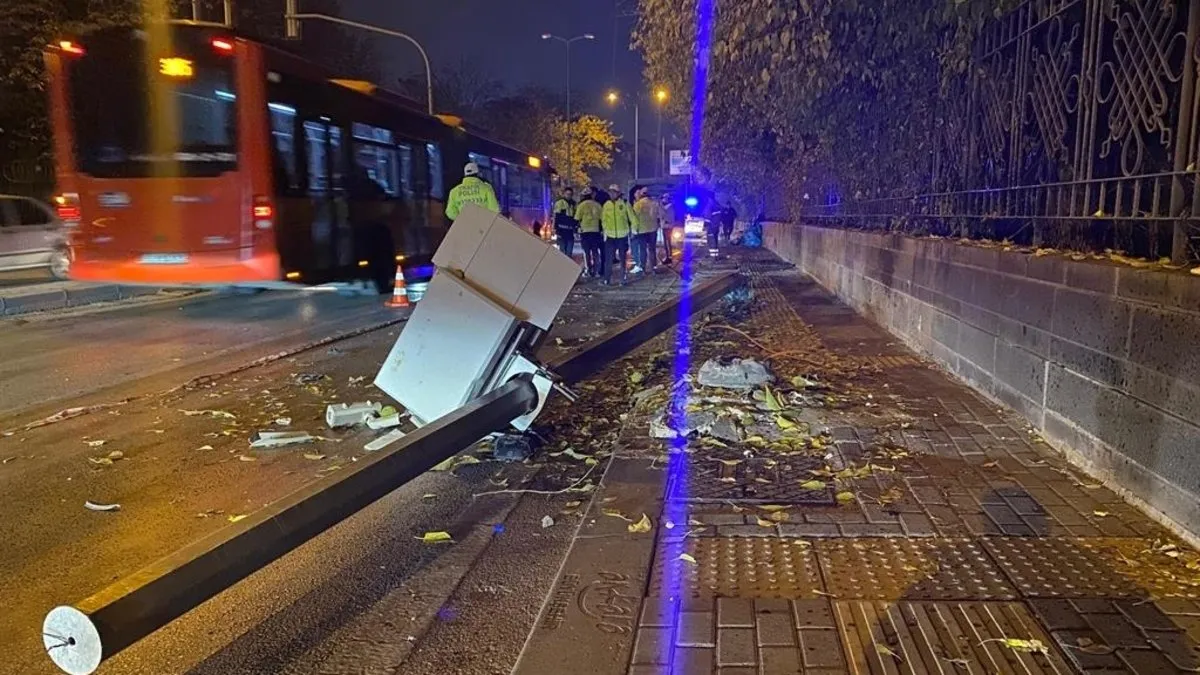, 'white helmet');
464,162,480,177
